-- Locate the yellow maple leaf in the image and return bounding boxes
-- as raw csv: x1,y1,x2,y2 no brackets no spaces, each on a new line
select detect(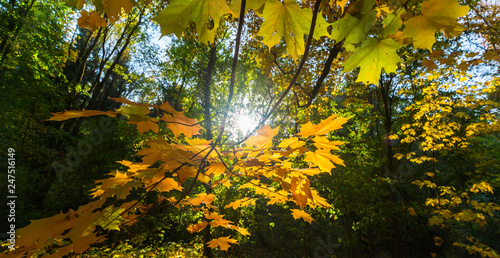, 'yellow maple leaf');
401,0,469,50
297,115,348,137
243,125,280,150
206,162,227,176
96,171,131,190
278,137,304,149
152,177,182,192
207,236,238,251
187,221,208,233
229,0,266,17
47,109,117,121
304,150,344,173
313,136,344,150
100,0,134,23
176,166,197,183
162,113,202,137
233,226,251,236
77,10,107,31
188,193,216,206
291,209,315,223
